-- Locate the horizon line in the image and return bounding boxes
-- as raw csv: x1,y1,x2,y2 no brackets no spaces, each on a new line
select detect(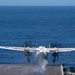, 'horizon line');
0,5,75,7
